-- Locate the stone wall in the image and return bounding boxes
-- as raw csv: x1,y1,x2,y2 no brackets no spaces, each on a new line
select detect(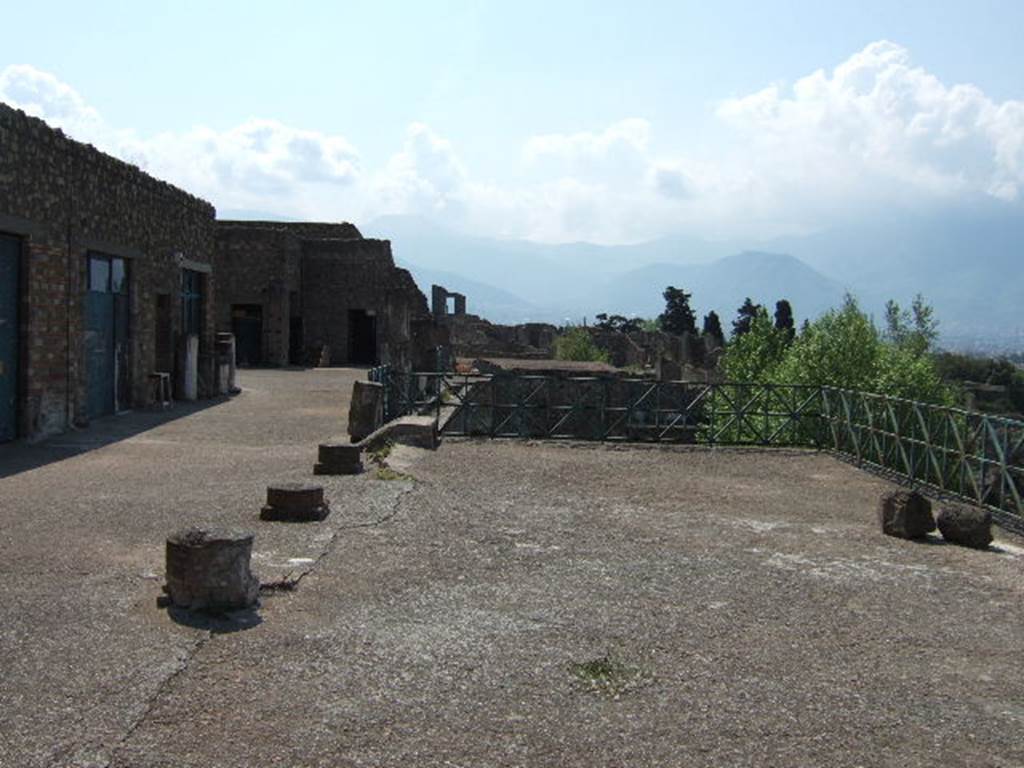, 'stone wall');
442,314,557,360
301,238,429,369
213,224,302,366
0,102,216,439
